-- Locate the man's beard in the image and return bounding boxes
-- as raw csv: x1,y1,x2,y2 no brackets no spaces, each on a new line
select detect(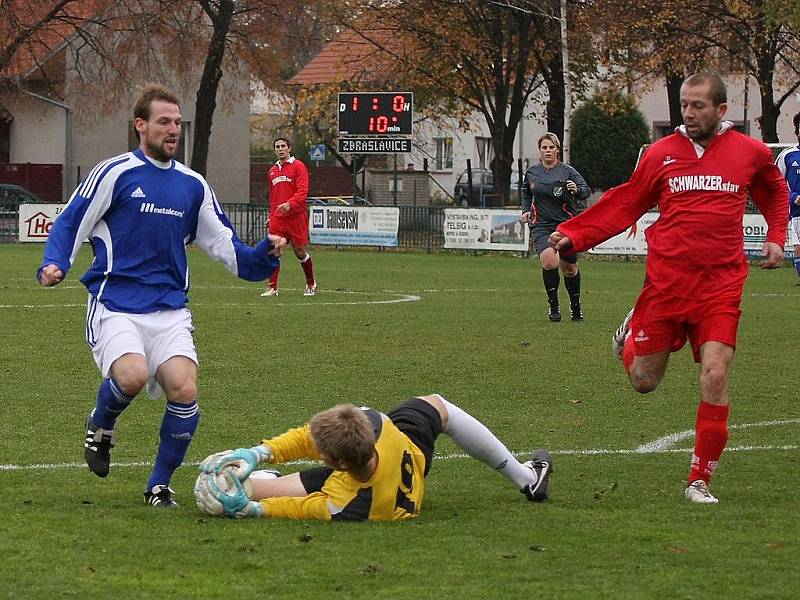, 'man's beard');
146,139,177,162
